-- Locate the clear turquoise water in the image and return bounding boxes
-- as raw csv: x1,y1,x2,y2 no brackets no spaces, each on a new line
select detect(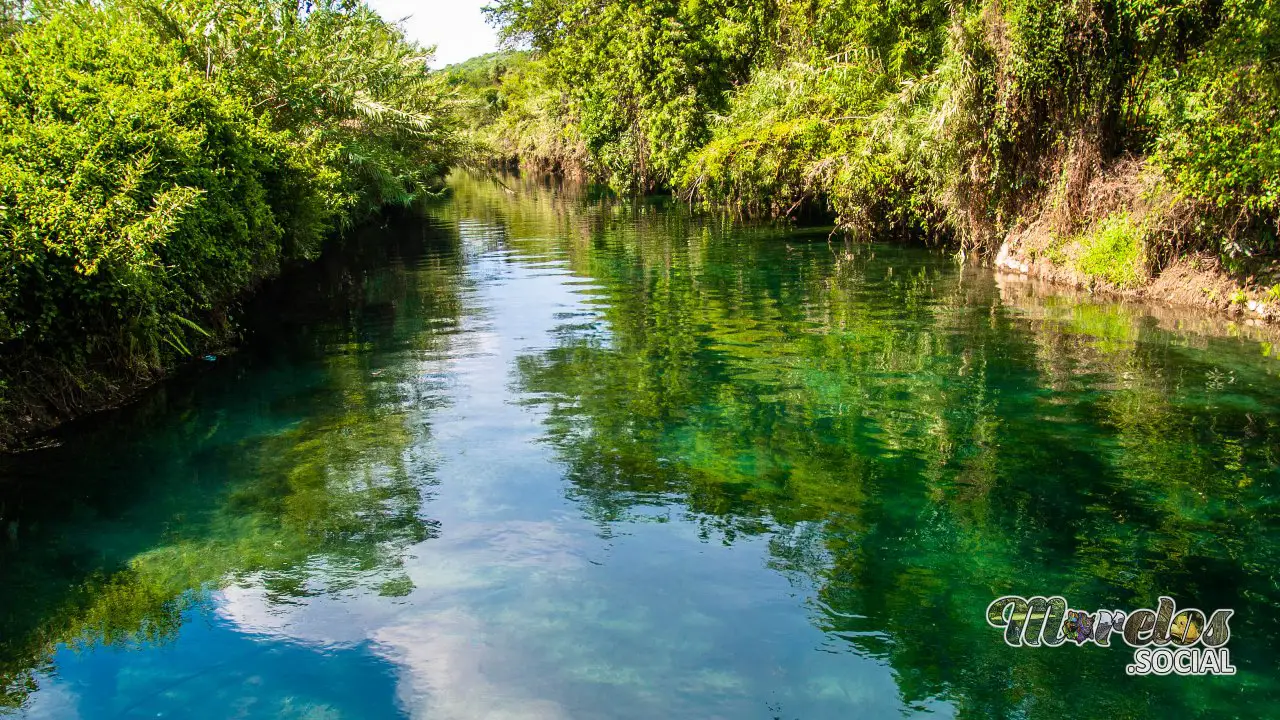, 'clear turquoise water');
1,175,1278,718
